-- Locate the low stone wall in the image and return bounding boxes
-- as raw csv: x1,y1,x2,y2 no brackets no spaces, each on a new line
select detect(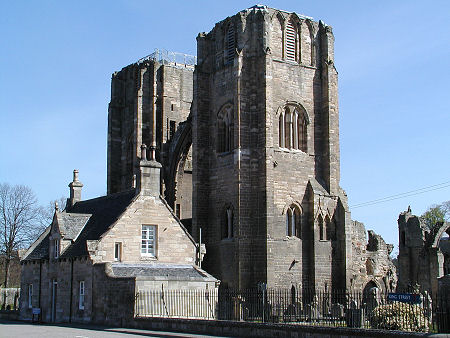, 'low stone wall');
0,310,20,321
130,317,433,337
0,288,20,310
